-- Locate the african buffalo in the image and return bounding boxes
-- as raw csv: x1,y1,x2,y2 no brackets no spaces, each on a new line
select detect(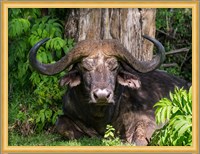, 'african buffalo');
29,36,189,146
